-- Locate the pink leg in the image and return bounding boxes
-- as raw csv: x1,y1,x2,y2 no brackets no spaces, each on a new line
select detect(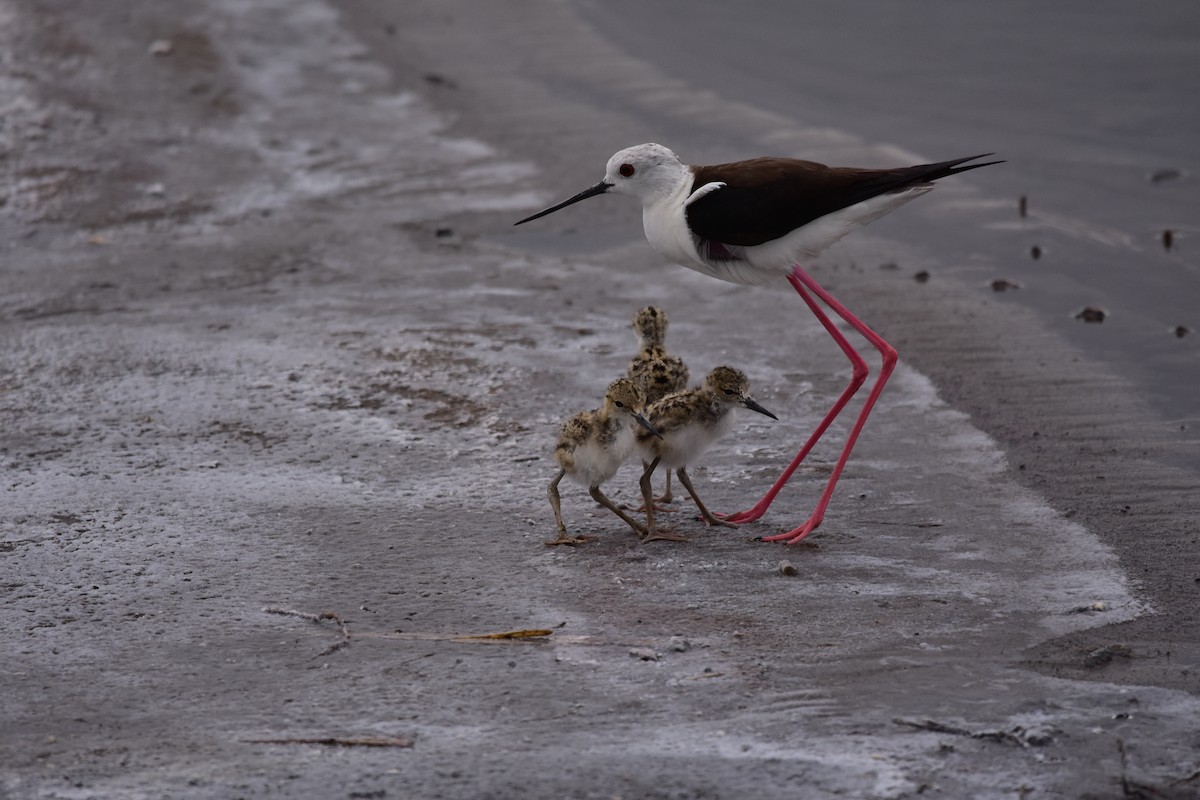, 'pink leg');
720,274,866,523
727,265,897,545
